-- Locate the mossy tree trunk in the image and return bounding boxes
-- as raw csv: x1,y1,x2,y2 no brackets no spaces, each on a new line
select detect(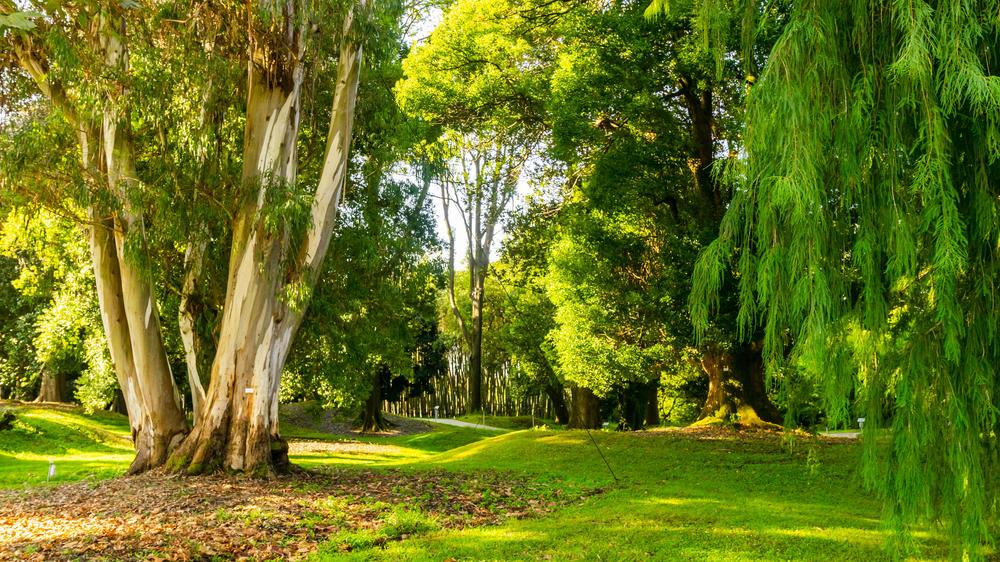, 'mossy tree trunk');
695,342,780,427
